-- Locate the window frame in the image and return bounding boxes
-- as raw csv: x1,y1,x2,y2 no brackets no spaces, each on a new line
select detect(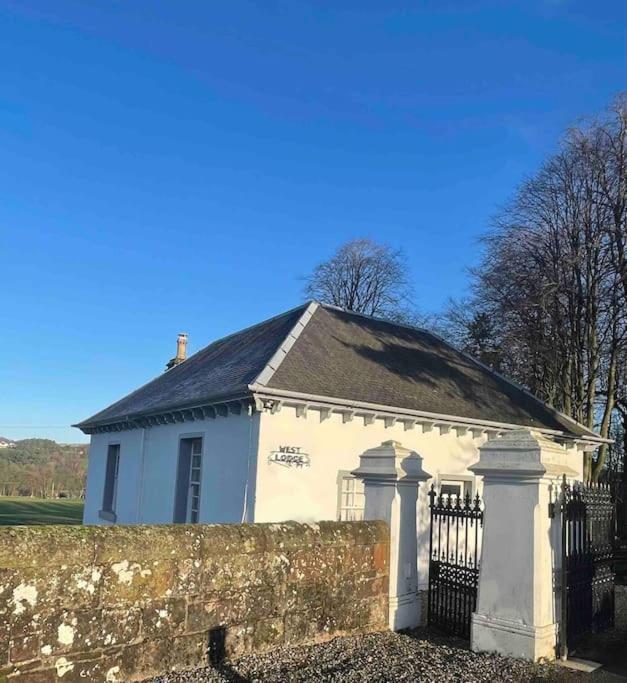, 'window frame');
187,437,203,523
437,473,474,503
336,470,365,522
99,443,120,522
173,433,204,524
